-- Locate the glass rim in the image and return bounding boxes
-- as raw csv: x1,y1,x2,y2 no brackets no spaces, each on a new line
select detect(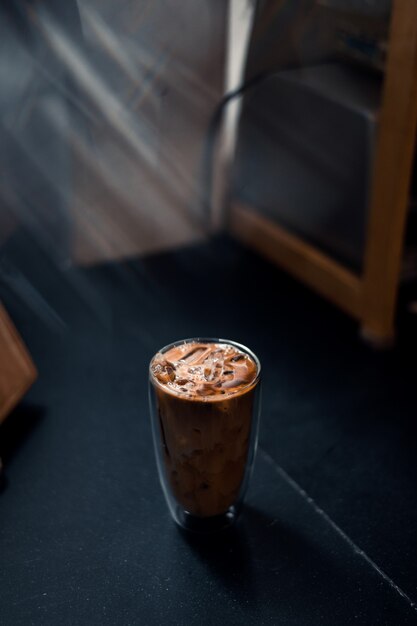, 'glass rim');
149,337,261,398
